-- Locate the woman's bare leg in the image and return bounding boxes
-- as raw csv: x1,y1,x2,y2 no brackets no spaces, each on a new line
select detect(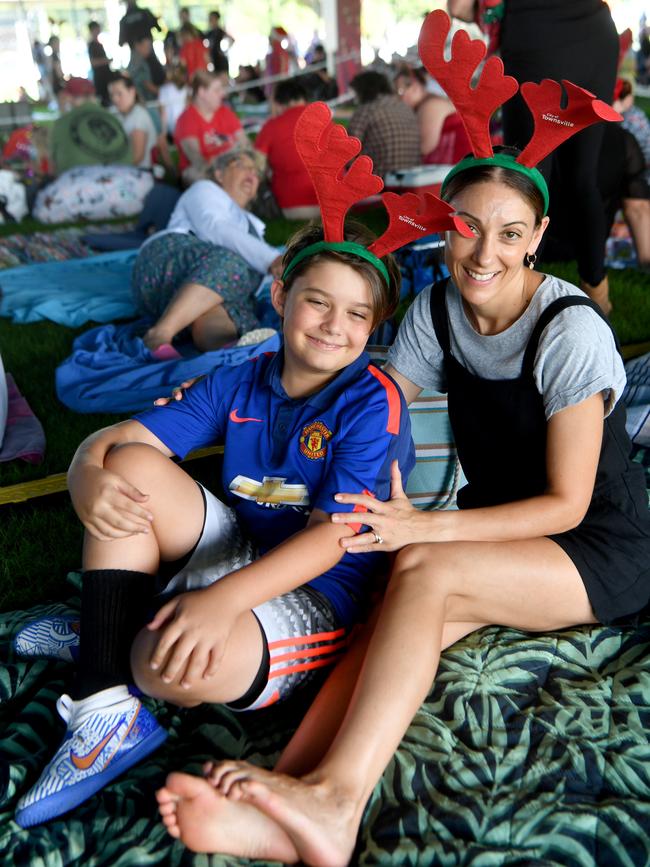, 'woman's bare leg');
209,538,595,867
622,197,650,266
159,611,485,856
143,282,232,351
